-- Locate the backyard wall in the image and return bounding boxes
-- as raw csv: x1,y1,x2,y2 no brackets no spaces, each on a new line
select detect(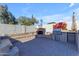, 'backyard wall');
0,24,54,36
0,24,37,36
